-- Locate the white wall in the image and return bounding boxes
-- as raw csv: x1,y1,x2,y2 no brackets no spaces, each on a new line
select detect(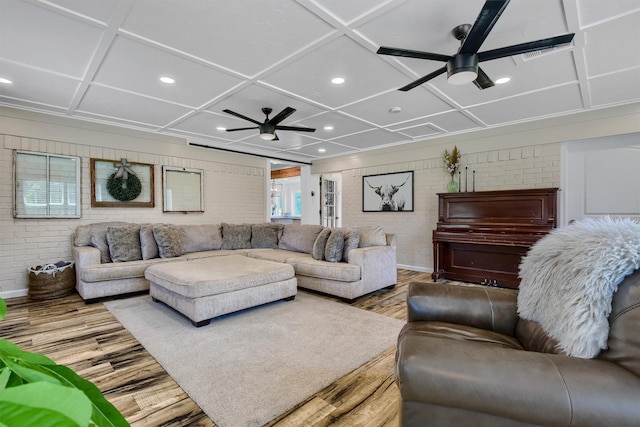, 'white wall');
1,108,267,297
312,104,640,272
